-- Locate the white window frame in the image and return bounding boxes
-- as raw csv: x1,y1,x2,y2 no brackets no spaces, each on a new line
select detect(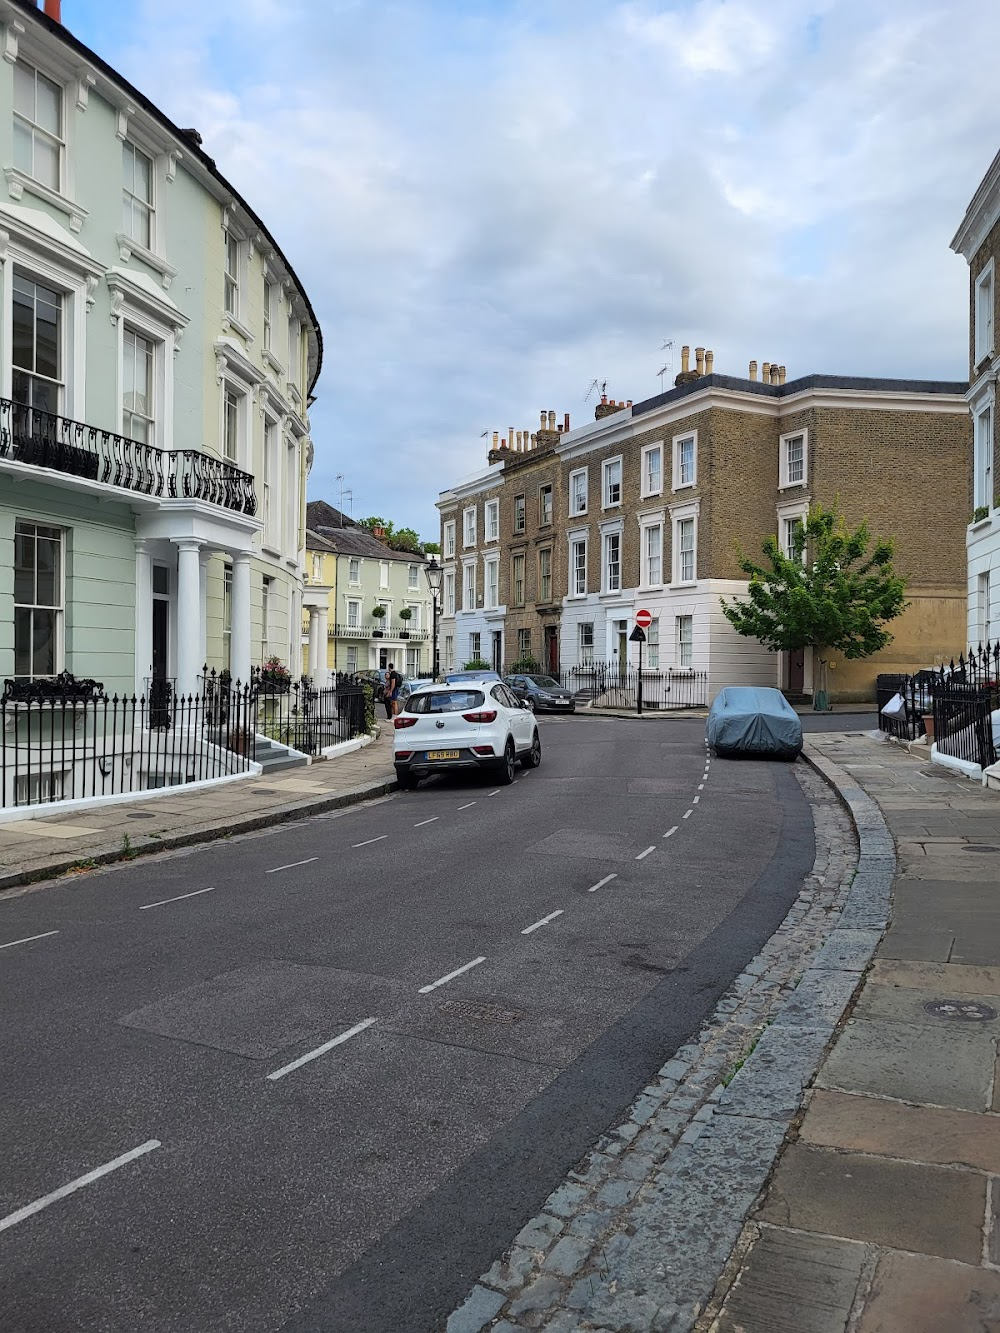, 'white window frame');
646,616,660,669
578,621,594,665
443,520,456,558
346,597,362,629
975,403,994,511
11,269,65,417
13,519,64,679
568,530,588,597
641,443,663,498
640,517,663,589
121,137,155,255
676,615,694,670
539,483,553,527
603,456,623,509
538,546,553,604
261,575,272,659
349,557,361,586
262,416,280,552
511,552,525,607
463,506,477,548
569,467,589,516
444,570,456,617
670,500,700,586
514,493,526,533
224,230,242,320
979,571,991,644
976,259,995,368
603,530,622,594
484,499,500,543
346,644,359,672
12,57,64,194
777,498,809,564
222,384,243,464
379,560,390,589
407,563,420,590
672,431,697,490
121,325,157,448
517,627,532,660
484,554,500,610
462,560,476,611
780,429,808,489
